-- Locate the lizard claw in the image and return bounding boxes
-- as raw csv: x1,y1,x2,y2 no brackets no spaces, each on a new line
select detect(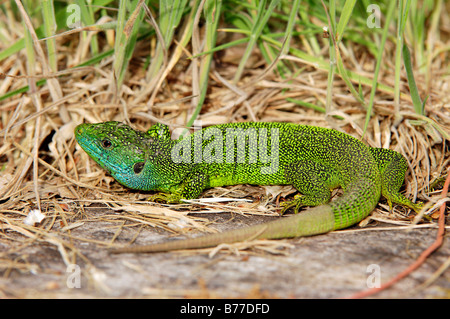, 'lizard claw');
411,201,424,214
386,198,423,214
280,194,304,215
387,199,393,212
148,192,182,204
148,193,169,203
